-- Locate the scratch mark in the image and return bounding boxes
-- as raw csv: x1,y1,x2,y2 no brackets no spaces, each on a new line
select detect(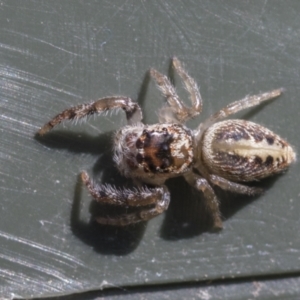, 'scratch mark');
3,29,80,56
0,230,85,267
